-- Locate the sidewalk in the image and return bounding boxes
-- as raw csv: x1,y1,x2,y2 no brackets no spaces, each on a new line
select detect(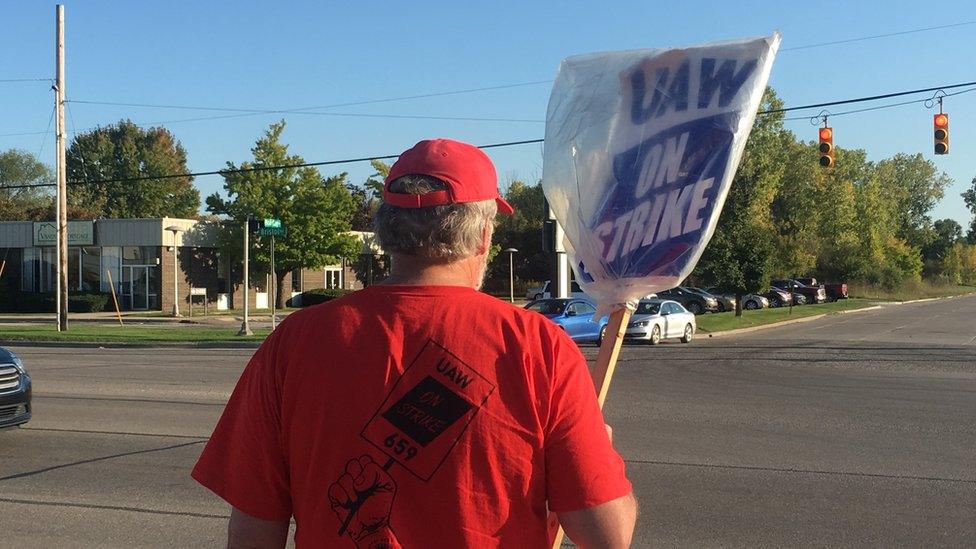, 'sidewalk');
0,309,294,327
